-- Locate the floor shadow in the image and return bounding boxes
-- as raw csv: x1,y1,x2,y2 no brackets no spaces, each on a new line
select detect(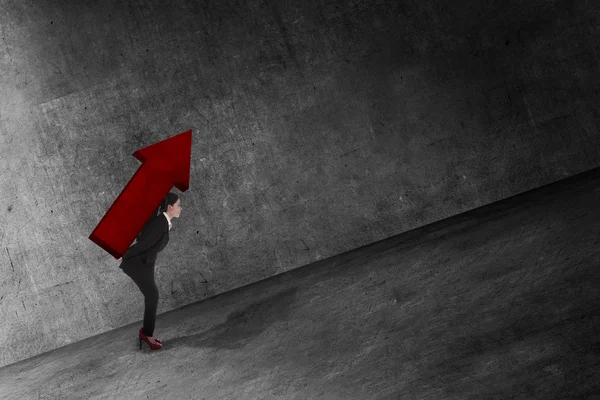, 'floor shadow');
163,286,300,350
